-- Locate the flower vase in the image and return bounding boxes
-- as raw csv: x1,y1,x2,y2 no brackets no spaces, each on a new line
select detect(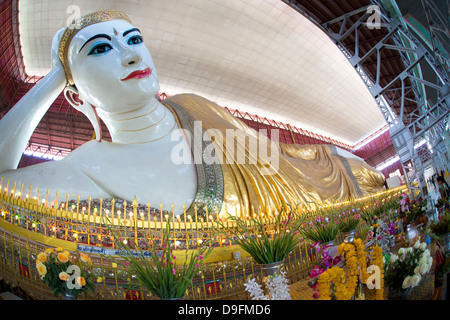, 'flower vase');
322,240,338,258
322,240,335,247
343,230,356,244
62,292,76,300
388,288,412,300
261,261,283,277
159,296,185,300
